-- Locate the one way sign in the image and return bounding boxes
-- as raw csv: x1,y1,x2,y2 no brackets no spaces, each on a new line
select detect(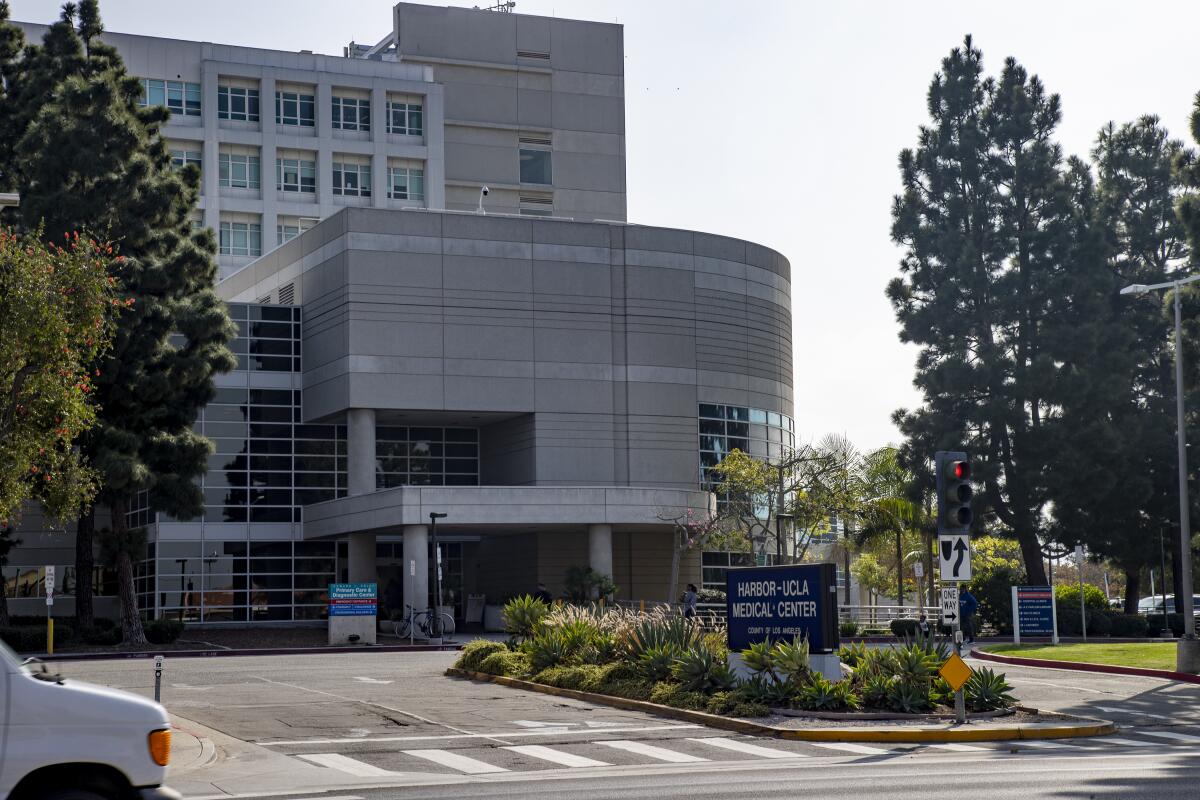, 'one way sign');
940,586,960,626
938,534,972,581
